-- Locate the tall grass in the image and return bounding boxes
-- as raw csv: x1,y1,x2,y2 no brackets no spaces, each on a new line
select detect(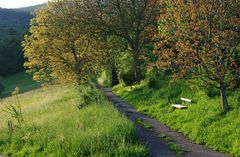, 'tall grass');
0,85,148,157
112,78,240,157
